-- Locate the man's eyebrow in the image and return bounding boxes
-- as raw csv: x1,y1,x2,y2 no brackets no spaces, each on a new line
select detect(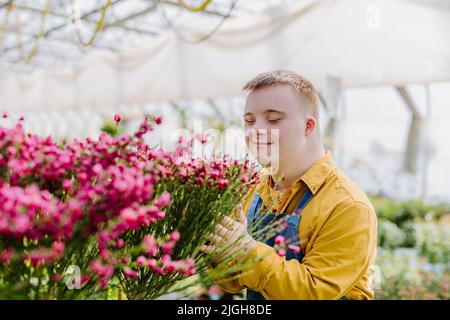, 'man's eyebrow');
244,109,287,116
264,109,287,115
